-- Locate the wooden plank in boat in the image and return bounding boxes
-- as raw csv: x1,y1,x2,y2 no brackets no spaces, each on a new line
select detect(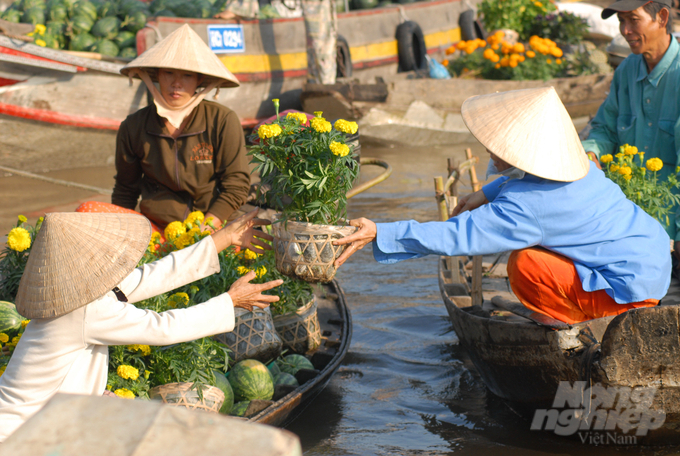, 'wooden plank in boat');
490,296,571,330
